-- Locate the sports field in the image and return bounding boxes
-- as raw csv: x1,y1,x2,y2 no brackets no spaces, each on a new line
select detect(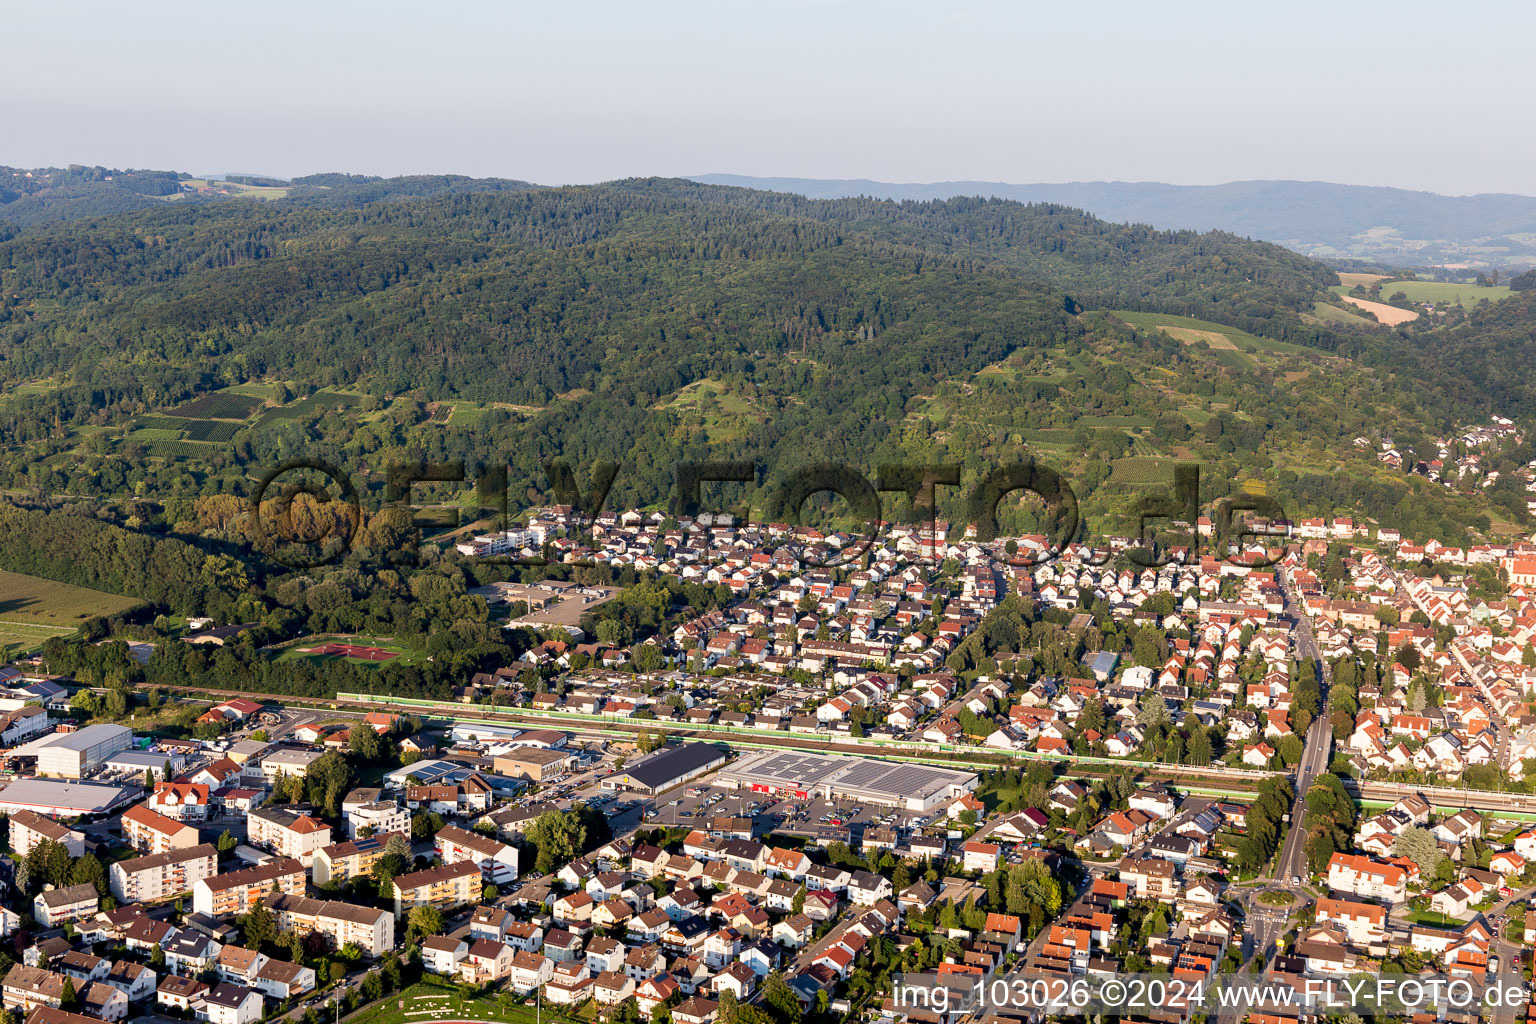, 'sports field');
274,633,424,666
